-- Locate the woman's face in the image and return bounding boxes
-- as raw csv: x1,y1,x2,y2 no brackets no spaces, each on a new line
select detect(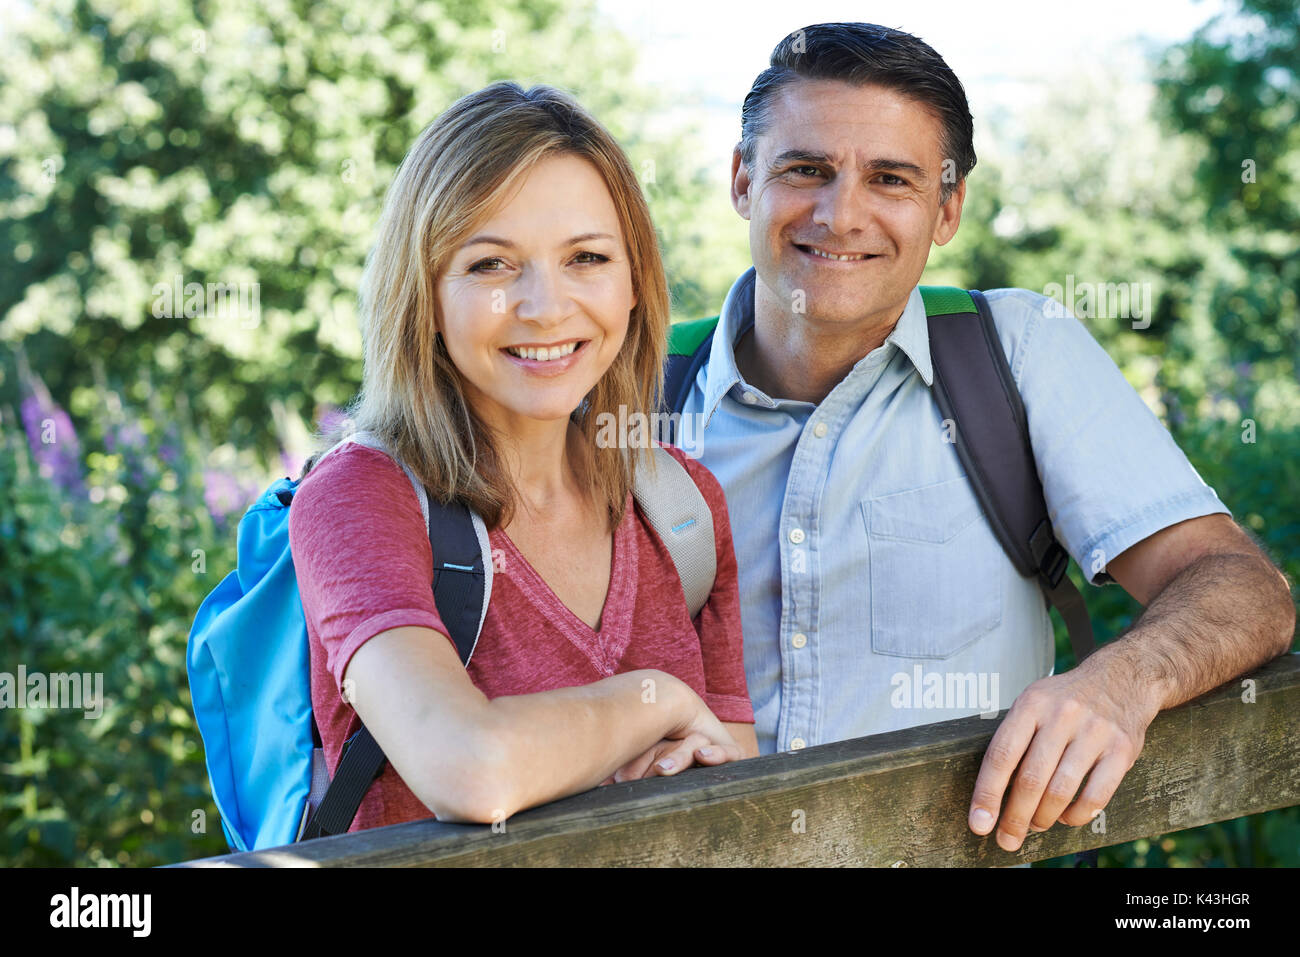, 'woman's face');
437,153,637,435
